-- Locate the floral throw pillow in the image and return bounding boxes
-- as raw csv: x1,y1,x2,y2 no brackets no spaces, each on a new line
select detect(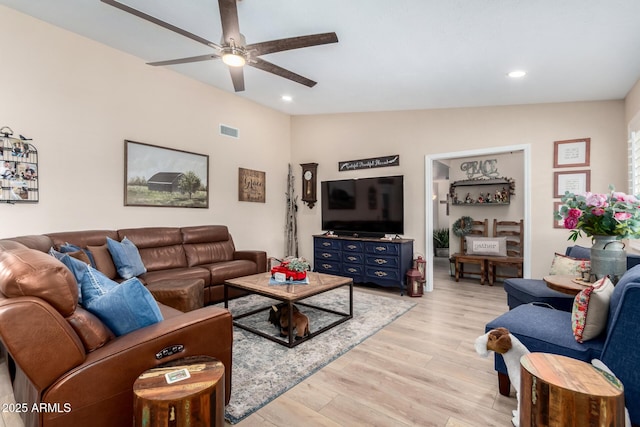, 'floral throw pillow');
571,276,614,342
549,253,590,275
